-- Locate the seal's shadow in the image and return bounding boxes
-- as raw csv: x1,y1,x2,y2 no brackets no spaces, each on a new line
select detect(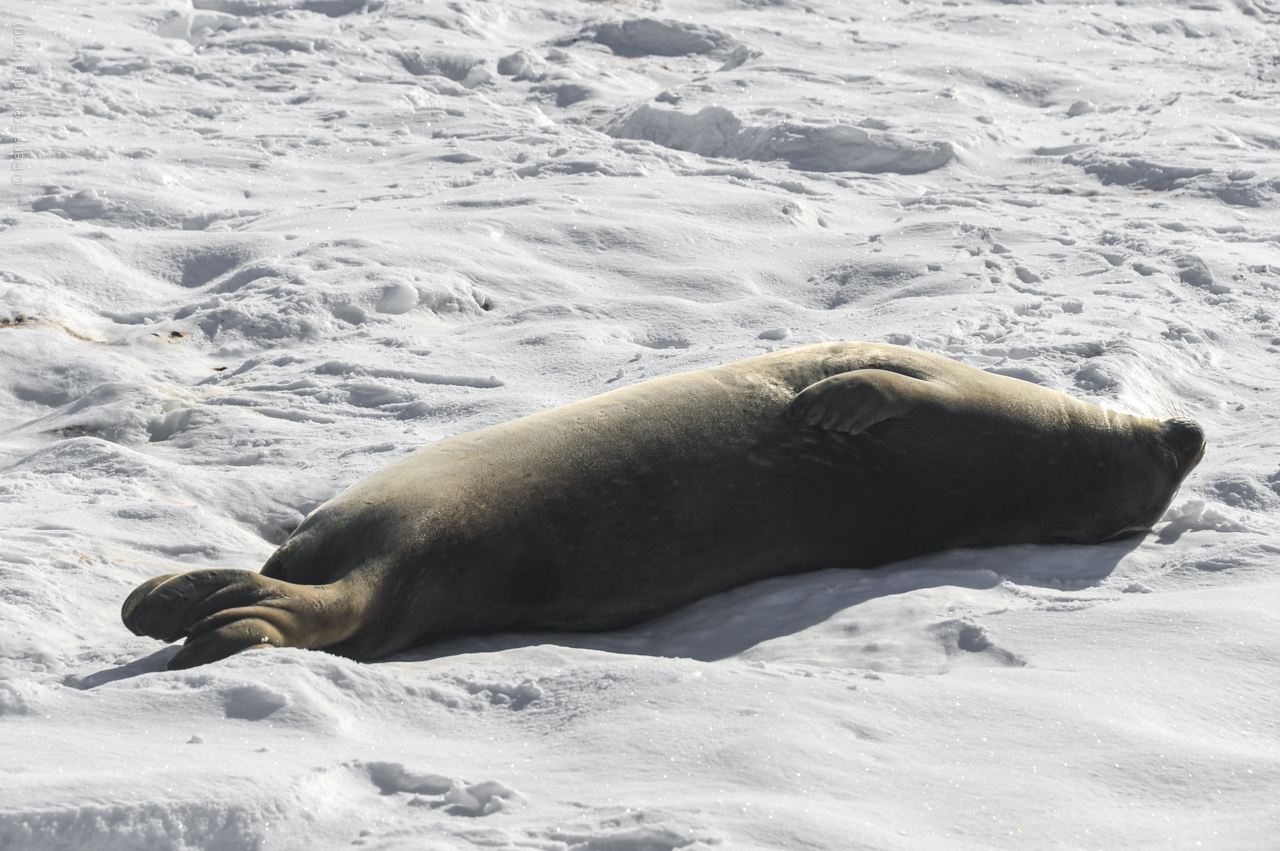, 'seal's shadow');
82,540,1140,681
394,537,1142,664
65,645,180,689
